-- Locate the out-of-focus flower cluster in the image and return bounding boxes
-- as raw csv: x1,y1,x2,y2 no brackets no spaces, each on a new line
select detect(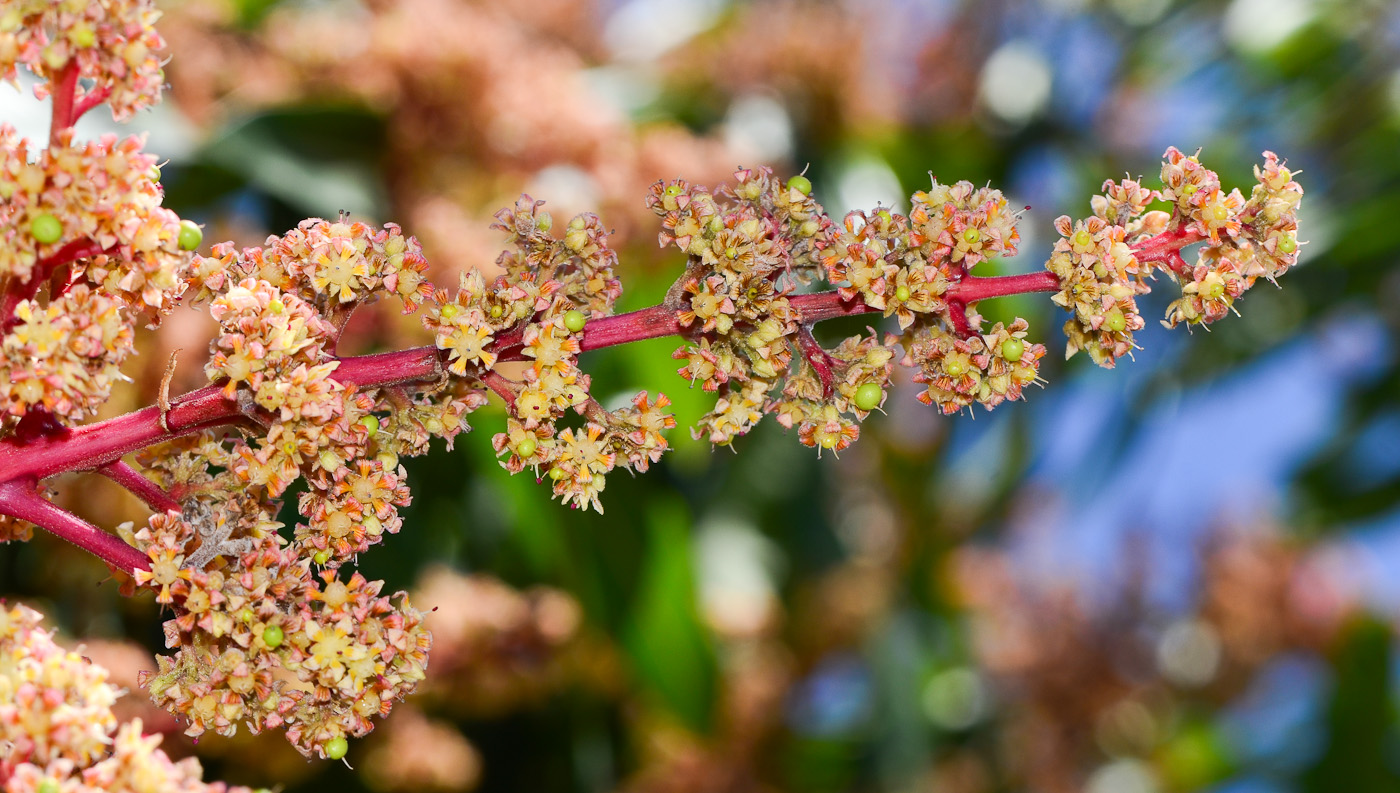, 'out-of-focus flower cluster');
949,530,1346,793
0,602,251,793
411,567,587,715
0,0,167,121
